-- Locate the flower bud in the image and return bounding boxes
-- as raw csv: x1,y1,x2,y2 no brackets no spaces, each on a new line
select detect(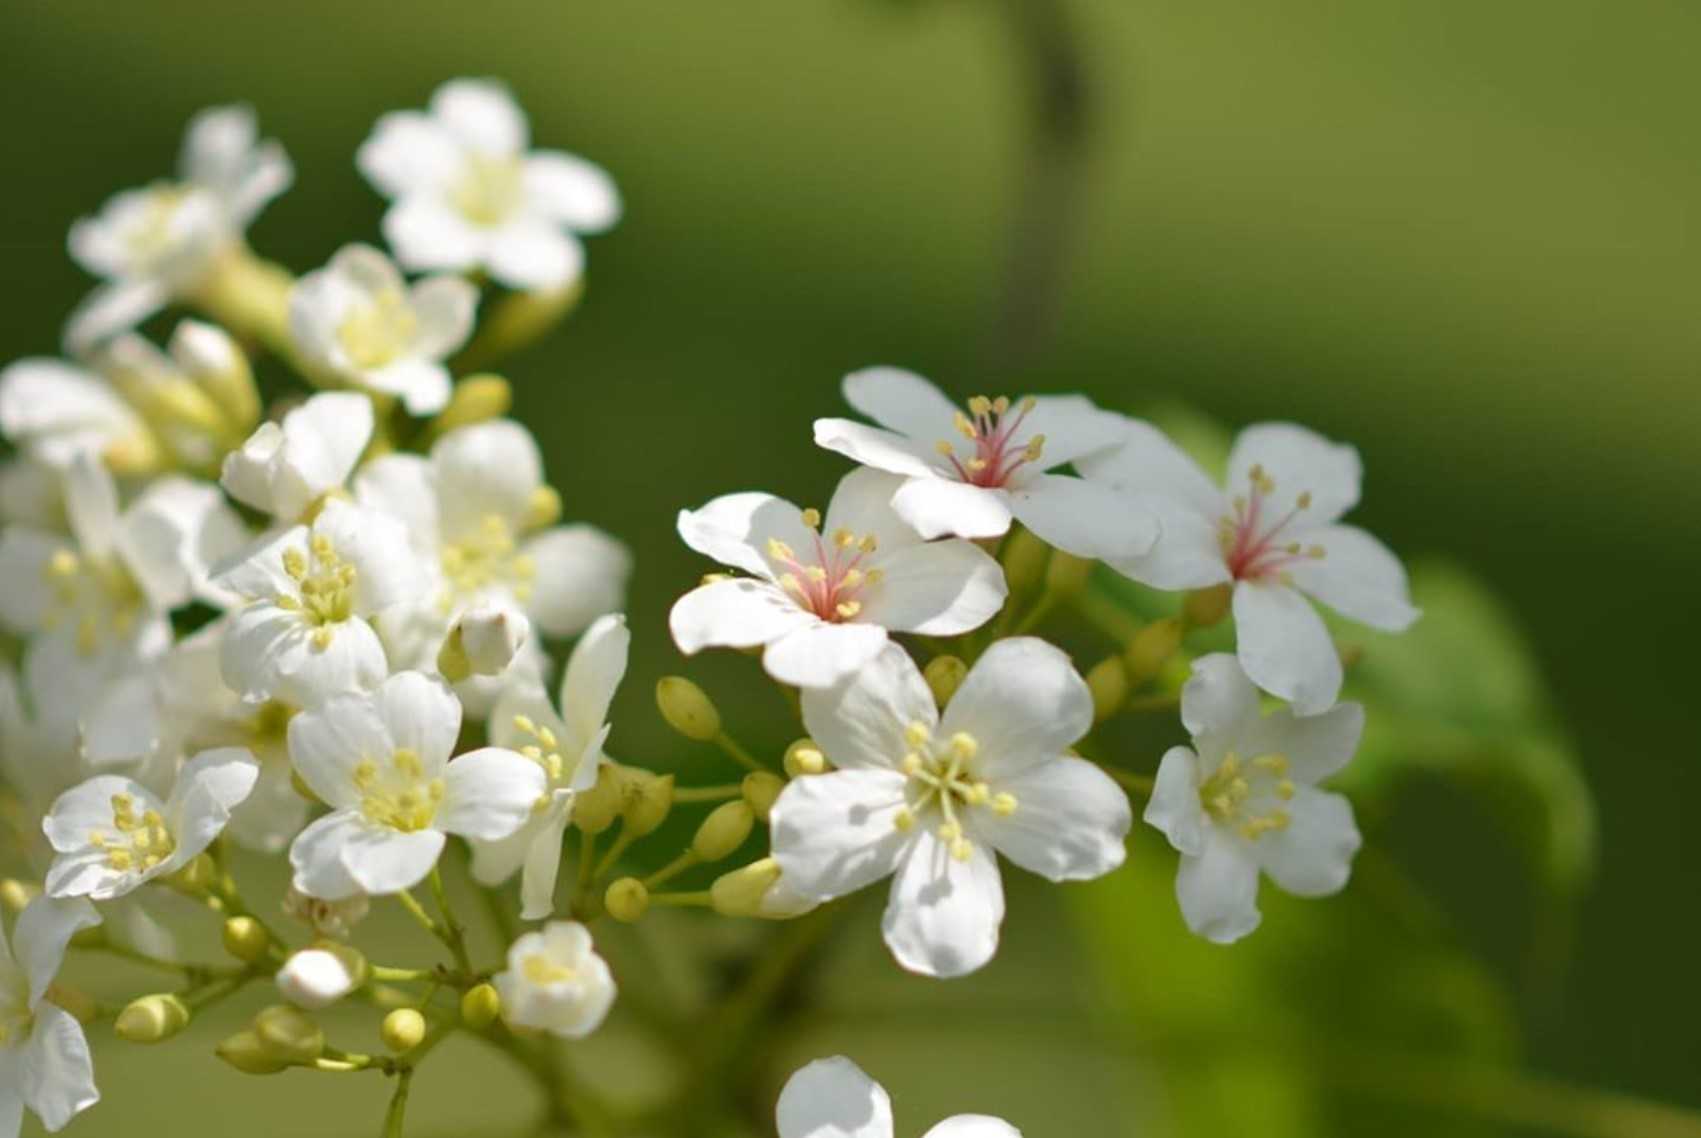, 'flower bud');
381,1008,427,1054
605,877,650,923
276,945,365,1010
709,859,783,918
740,771,785,822
465,284,582,367
923,655,968,707
115,994,191,1044
1183,583,1232,629
524,485,562,531
572,763,625,834
215,1029,292,1075
169,852,217,893
171,319,259,434
621,771,674,838
1124,617,1183,685
656,677,720,741
1000,526,1051,597
1043,551,1093,598
439,604,527,682
461,983,501,1030
692,801,755,862
431,373,512,435
1086,657,1128,723
783,739,827,778
254,1004,325,1063
0,879,39,914
222,916,270,963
